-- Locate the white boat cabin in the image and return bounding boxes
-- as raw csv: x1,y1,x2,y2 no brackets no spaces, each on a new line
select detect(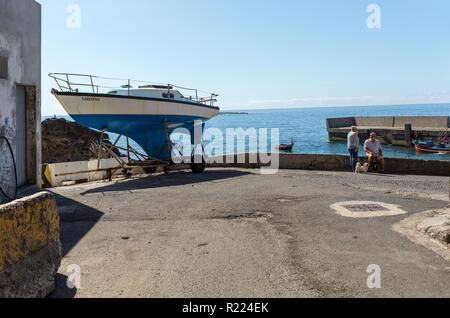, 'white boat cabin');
107,85,198,104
